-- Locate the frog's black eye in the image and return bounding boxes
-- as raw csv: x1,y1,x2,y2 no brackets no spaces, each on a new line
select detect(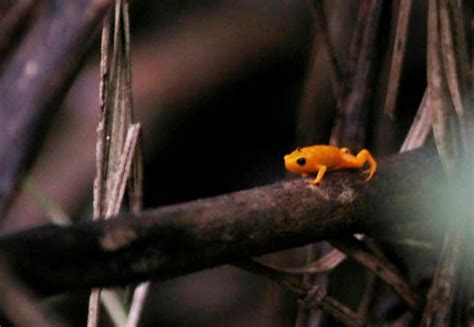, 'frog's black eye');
296,157,306,166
